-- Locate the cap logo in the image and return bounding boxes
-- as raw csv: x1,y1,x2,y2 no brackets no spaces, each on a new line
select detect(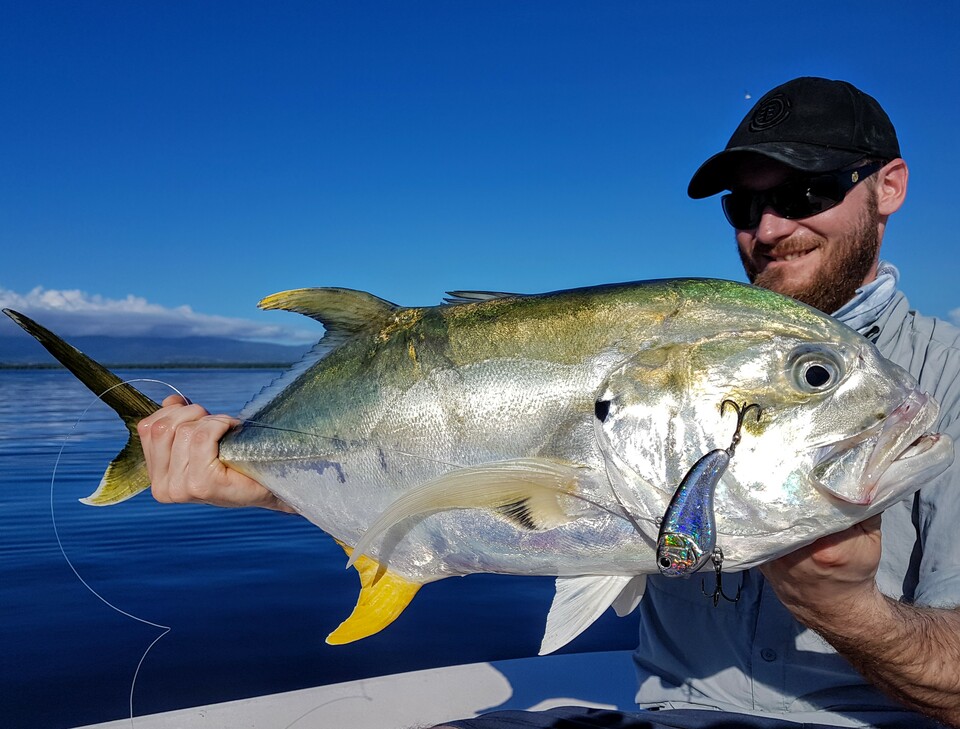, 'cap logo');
750,94,791,131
